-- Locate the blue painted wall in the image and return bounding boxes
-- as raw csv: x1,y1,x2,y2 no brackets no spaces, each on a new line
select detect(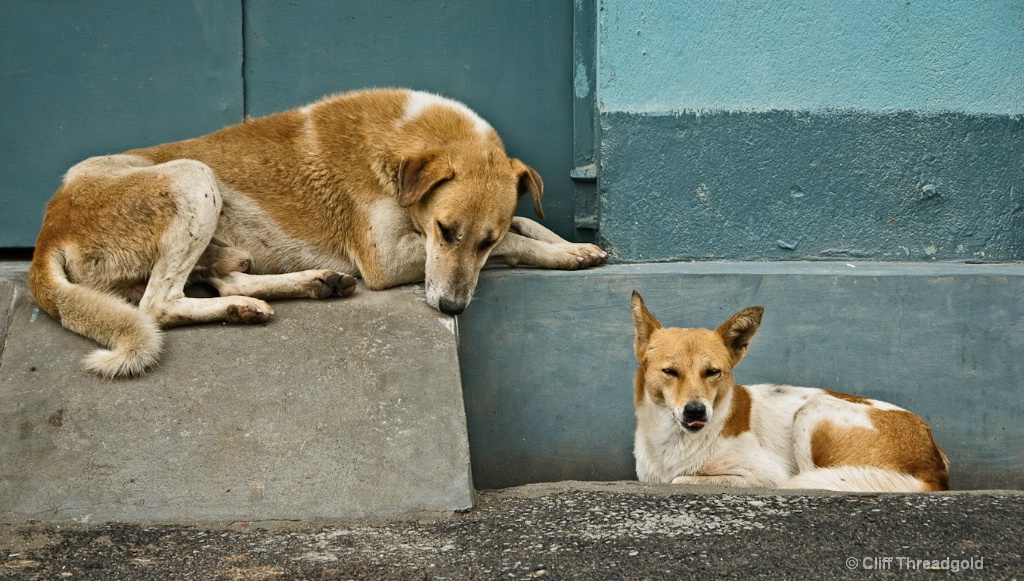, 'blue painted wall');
594,0,1024,262
0,2,243,247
